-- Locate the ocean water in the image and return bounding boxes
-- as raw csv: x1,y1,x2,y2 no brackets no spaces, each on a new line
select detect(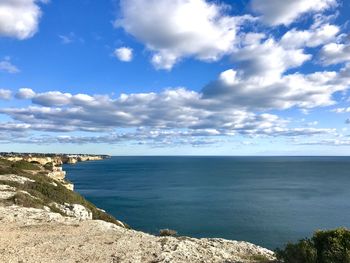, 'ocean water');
64,156,350,249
